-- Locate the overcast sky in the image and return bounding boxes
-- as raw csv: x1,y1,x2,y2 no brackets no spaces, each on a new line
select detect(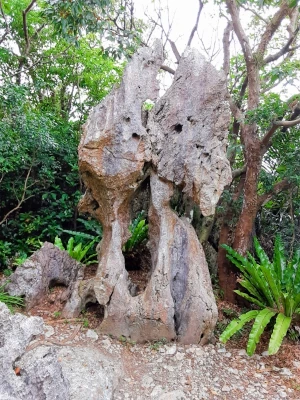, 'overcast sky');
135,0,227,68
